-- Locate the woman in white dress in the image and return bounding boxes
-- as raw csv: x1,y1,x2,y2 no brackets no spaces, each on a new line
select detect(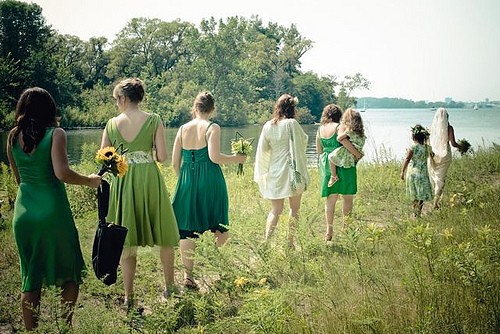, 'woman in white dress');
254,94,310,247
428,108,461,208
